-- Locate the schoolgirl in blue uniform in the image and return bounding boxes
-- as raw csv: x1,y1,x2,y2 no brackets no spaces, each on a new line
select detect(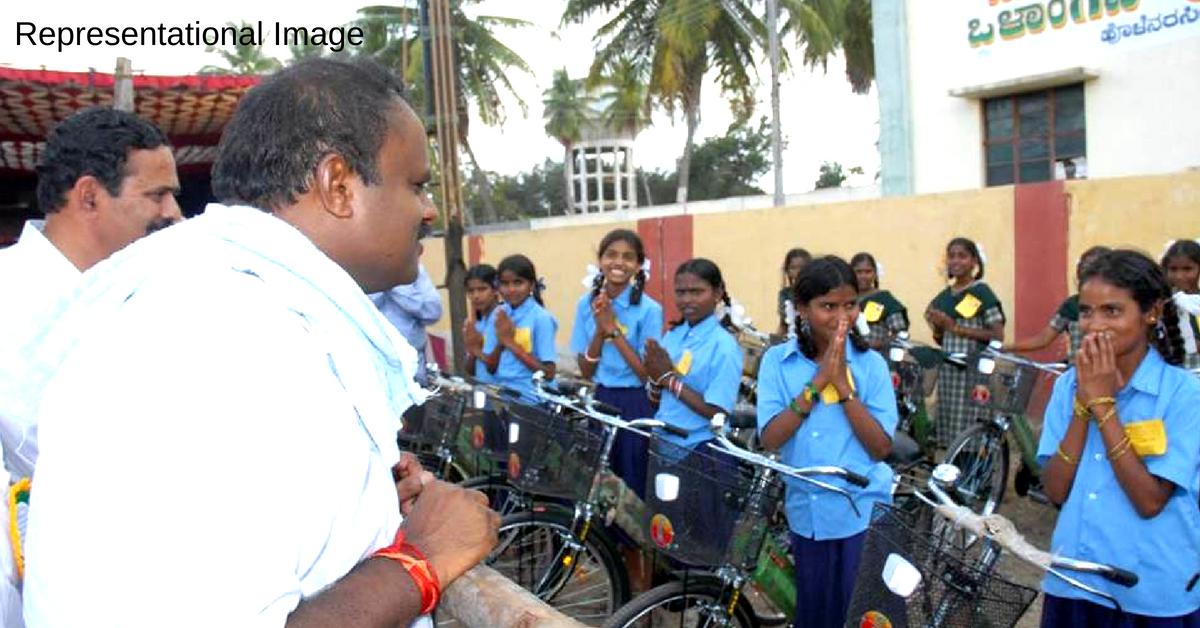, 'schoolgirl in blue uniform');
569,229,663,497
755,255,898,628
1038,249,1200,627
642,258,743,452
461,264,500,384
1161,239,1200,370
478,254,558,402
641,258,745,562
